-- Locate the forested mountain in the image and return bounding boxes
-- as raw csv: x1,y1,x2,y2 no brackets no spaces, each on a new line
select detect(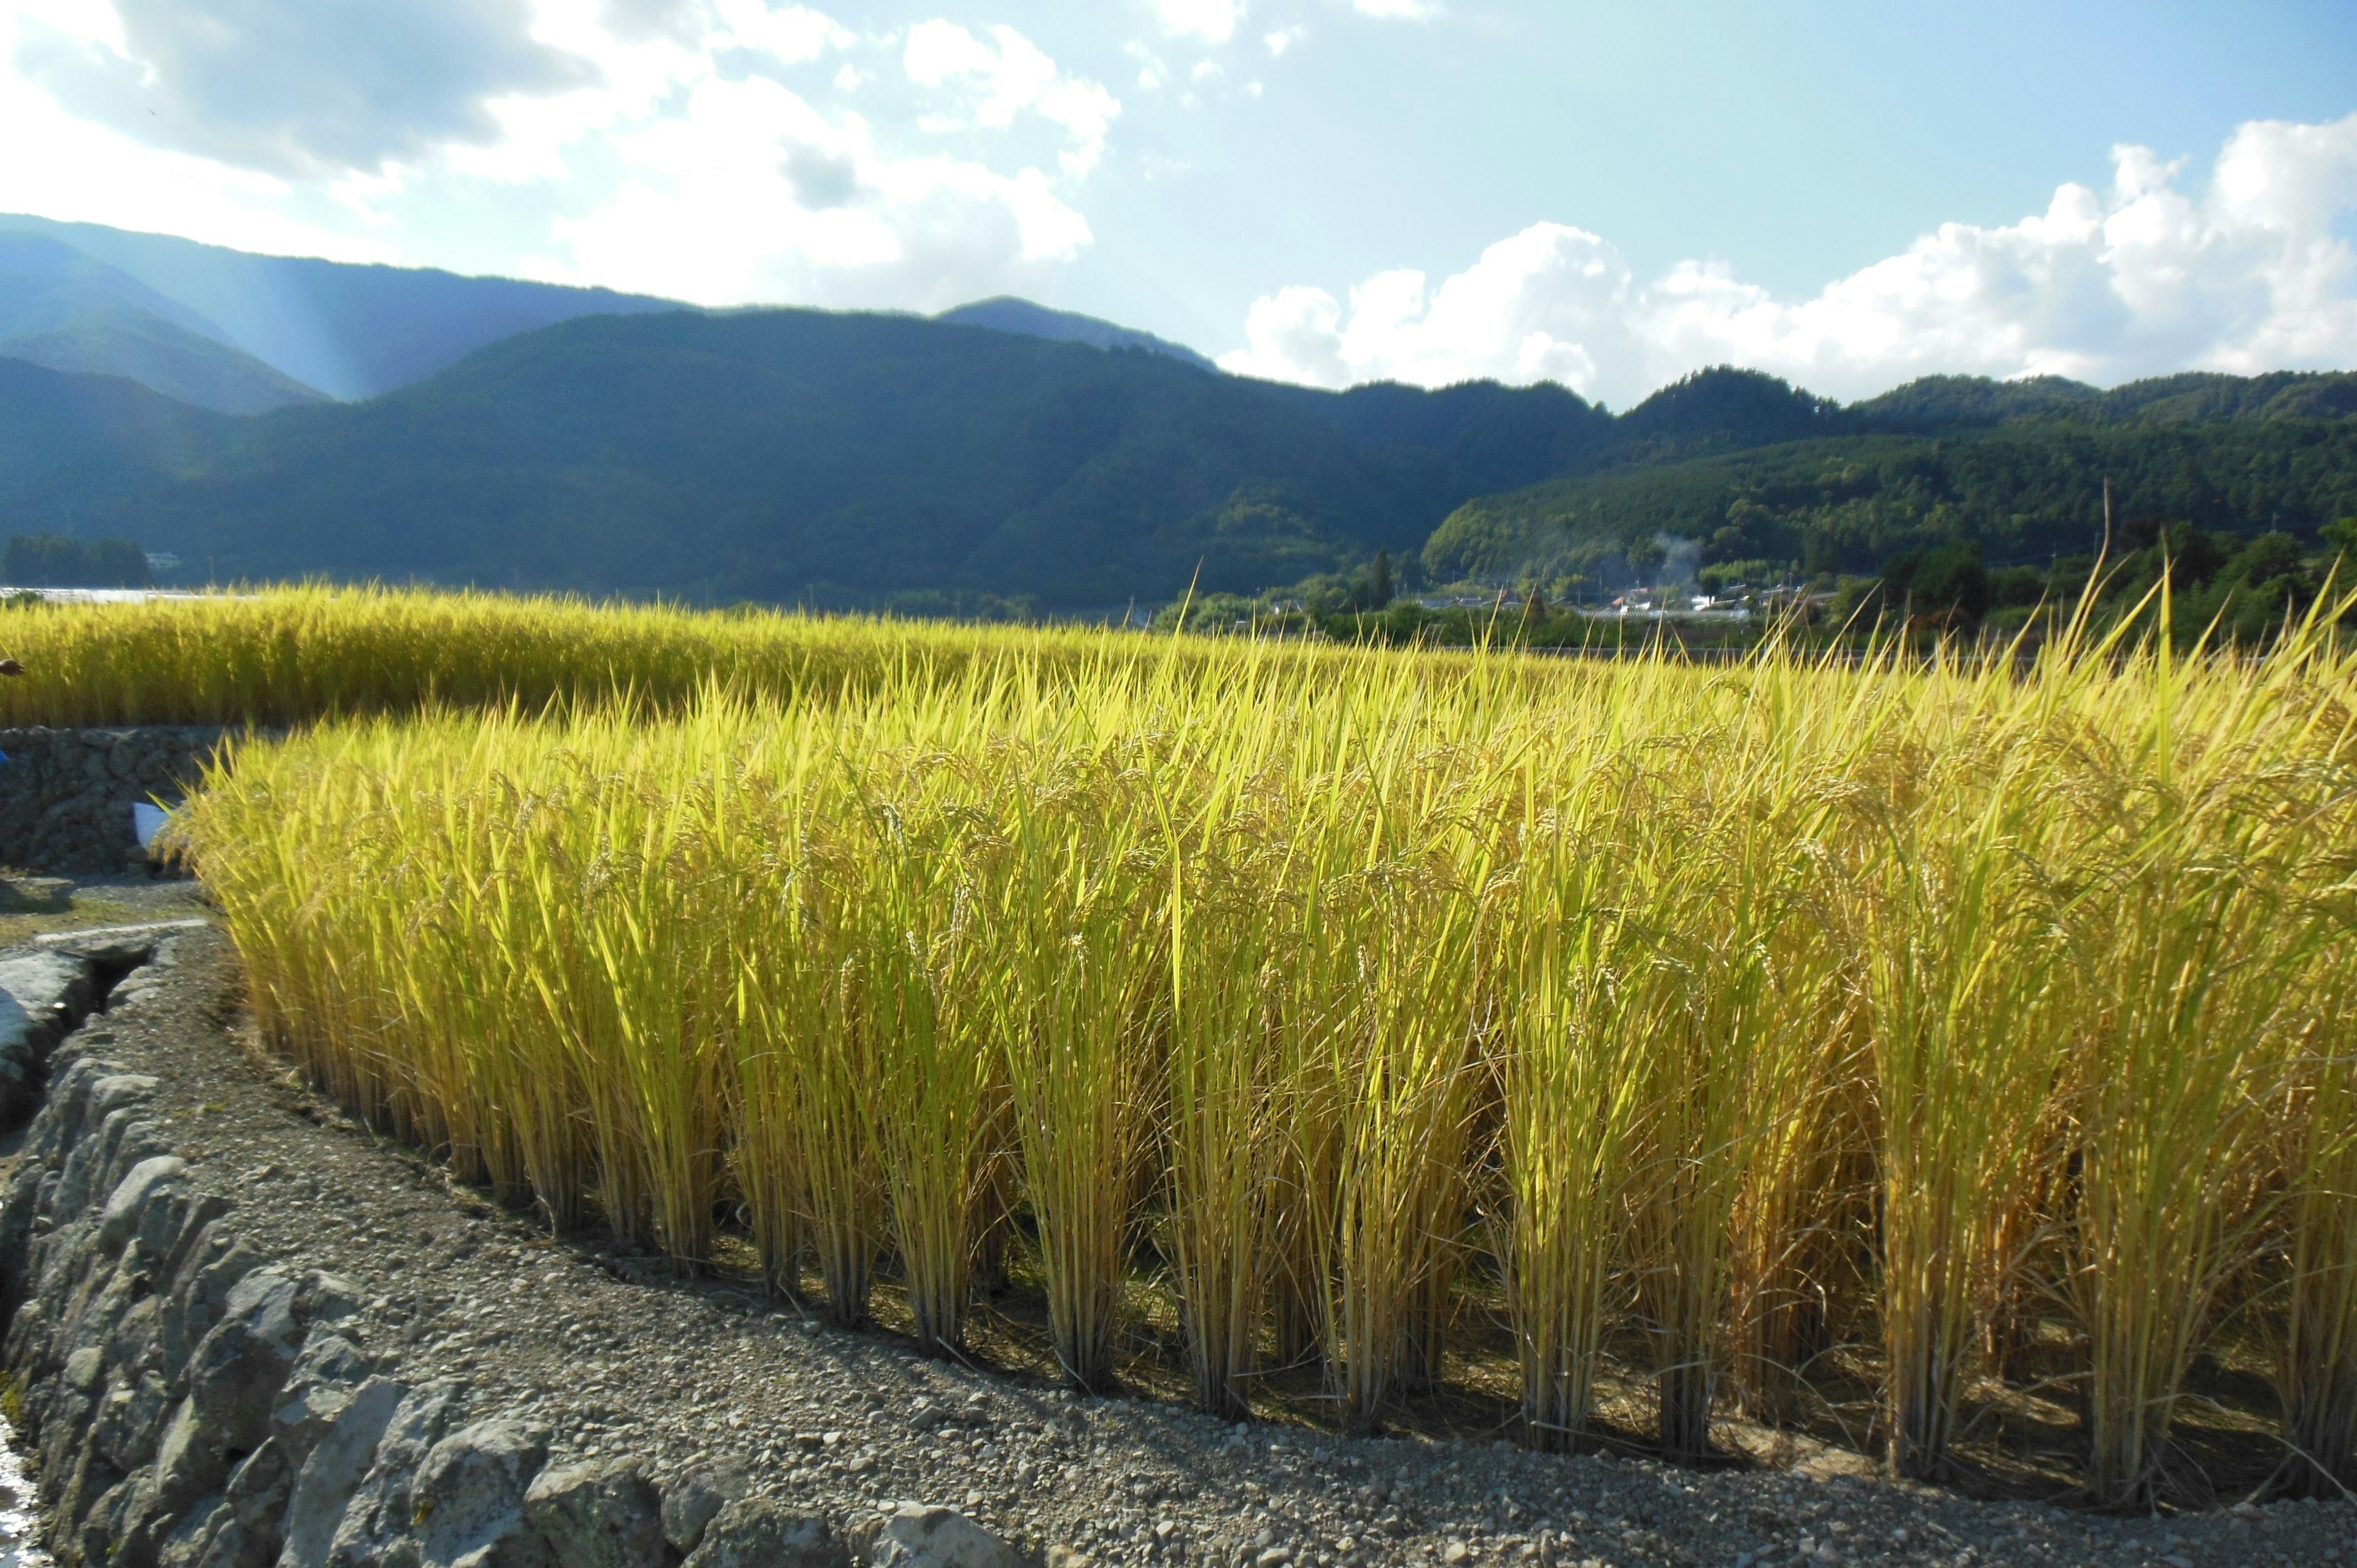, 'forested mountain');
4,267,2353,613
0,358,231,515
935,297,1217,371
0,215,681,400
0,234,327,415
6,307,1607,608
1423,402,2357,590
1851,370,2357,433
